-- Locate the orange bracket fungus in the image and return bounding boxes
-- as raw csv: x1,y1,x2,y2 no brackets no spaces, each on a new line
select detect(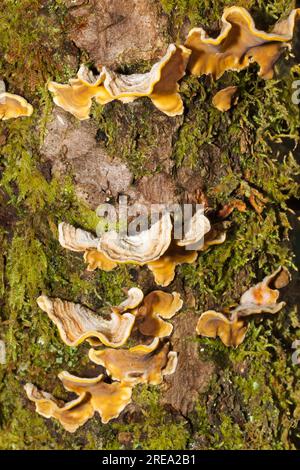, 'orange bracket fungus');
212,86,239,112
185,7,300,80
27,285,180,431
0,81,33,120
48,65,105,120
58,209,218,287
196,267,290,347
134,290,183,338
25,373,132,431
37,295,135,348
196,310,248,348
235,266,291,317
24,383,94,433
89,338,178,386
48,44,191,118
97,212,173,264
